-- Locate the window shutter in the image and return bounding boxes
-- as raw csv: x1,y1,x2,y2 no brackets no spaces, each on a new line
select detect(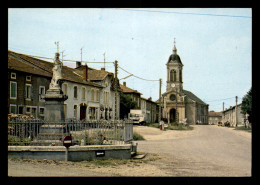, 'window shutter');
31,85,34,100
